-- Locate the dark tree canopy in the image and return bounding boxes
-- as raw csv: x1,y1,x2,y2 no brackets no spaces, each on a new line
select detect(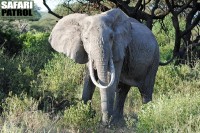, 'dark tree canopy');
44,0,200,65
